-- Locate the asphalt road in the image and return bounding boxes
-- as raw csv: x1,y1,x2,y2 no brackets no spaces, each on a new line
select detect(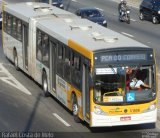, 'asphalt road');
1,0,160,137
